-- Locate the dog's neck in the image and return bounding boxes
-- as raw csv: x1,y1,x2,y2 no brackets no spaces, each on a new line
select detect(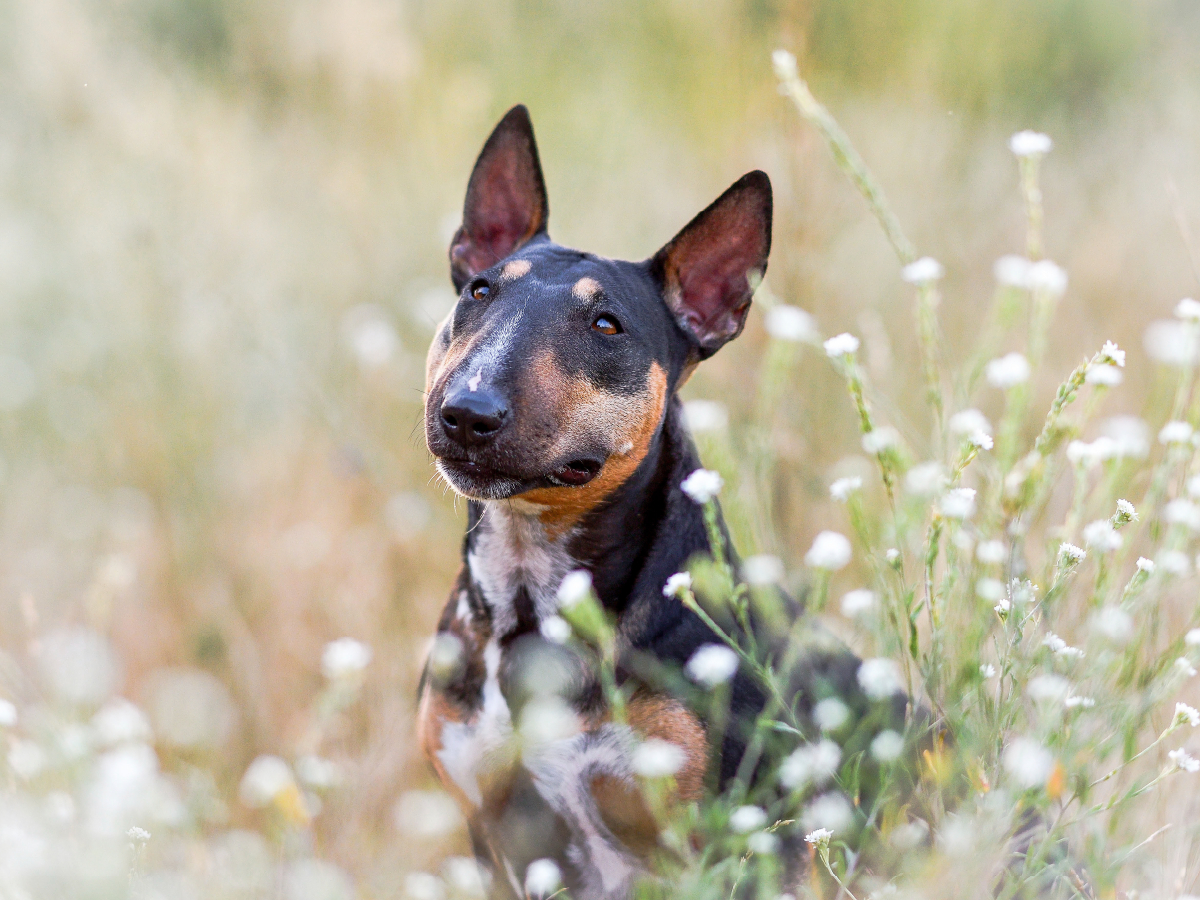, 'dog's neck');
463,400,705,640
